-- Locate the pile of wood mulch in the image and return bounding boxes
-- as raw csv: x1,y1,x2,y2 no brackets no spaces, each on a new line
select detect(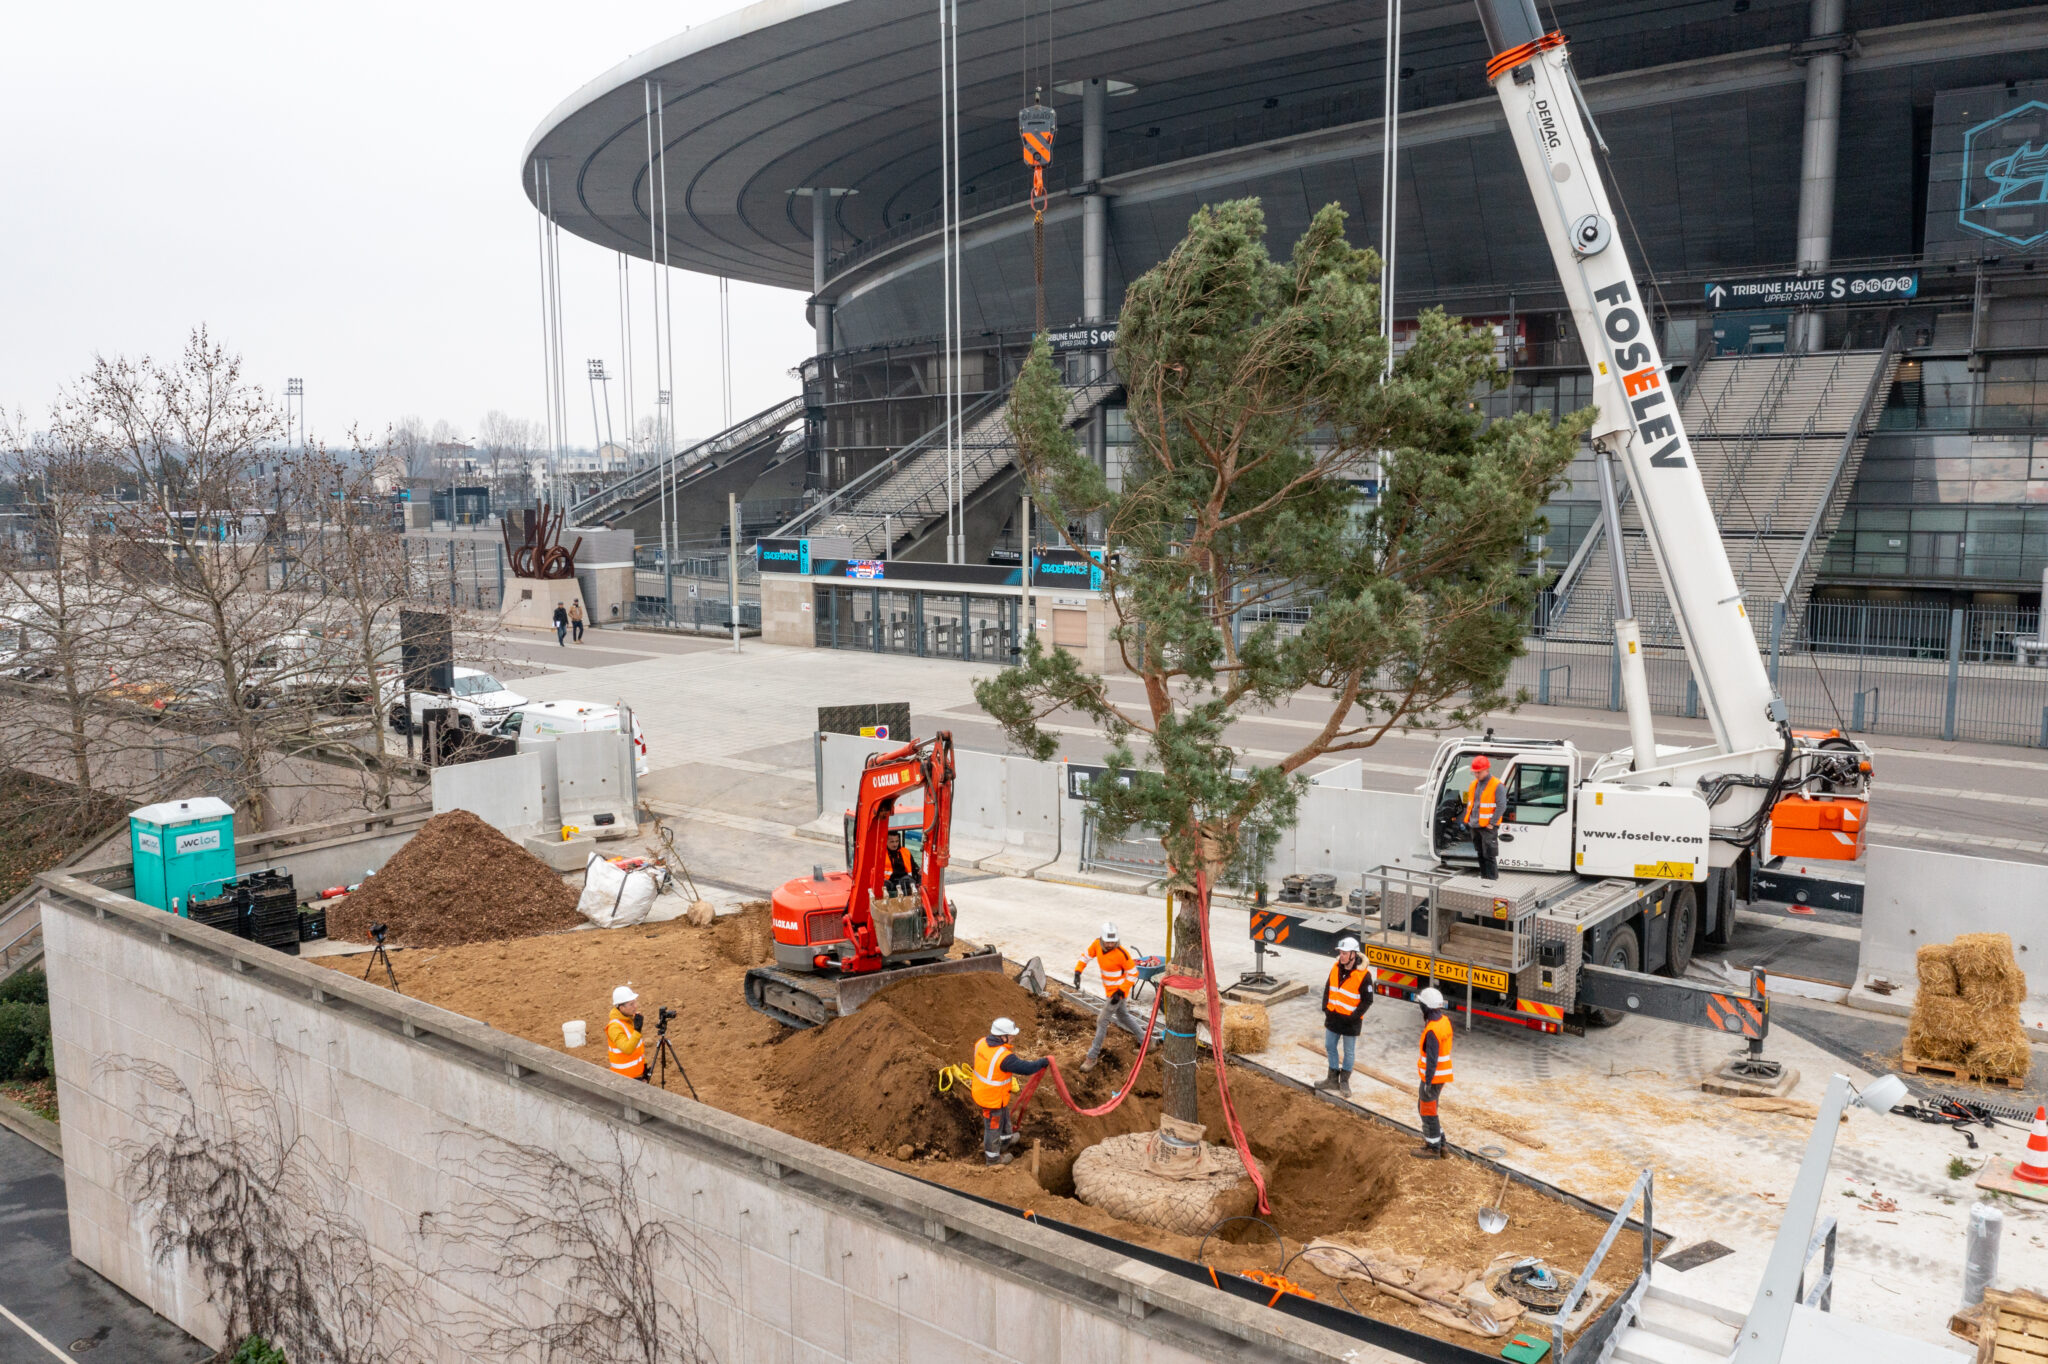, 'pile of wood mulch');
324,810,581,949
